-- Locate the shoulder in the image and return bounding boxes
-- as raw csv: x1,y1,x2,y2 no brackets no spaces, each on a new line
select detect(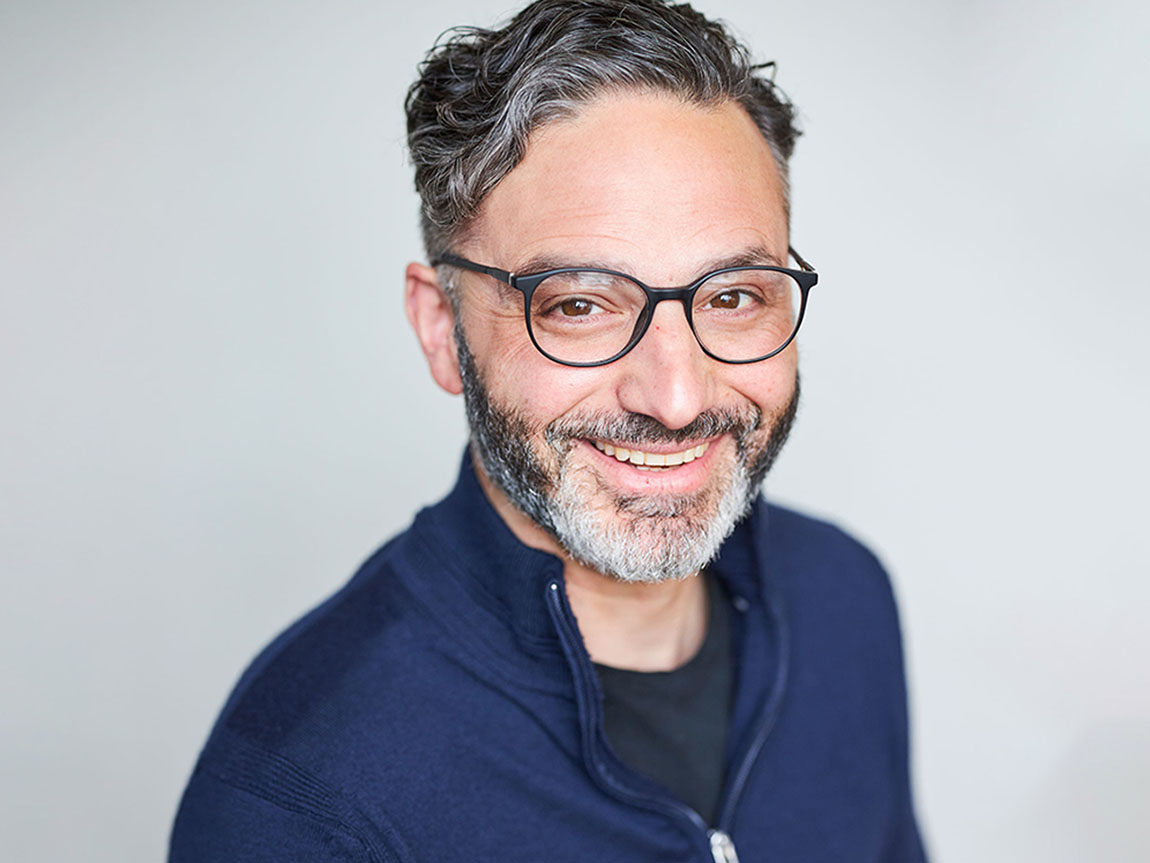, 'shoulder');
213,531,423,740
757,500,894,593
172,531,436,861
189,524,457,792
760,500,887,570
753,499,906,658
